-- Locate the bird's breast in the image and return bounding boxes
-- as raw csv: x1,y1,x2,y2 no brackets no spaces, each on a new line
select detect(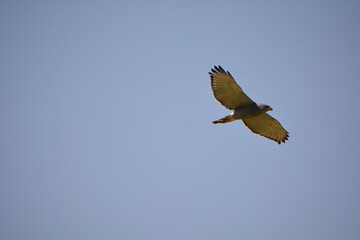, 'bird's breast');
233,104,262,120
